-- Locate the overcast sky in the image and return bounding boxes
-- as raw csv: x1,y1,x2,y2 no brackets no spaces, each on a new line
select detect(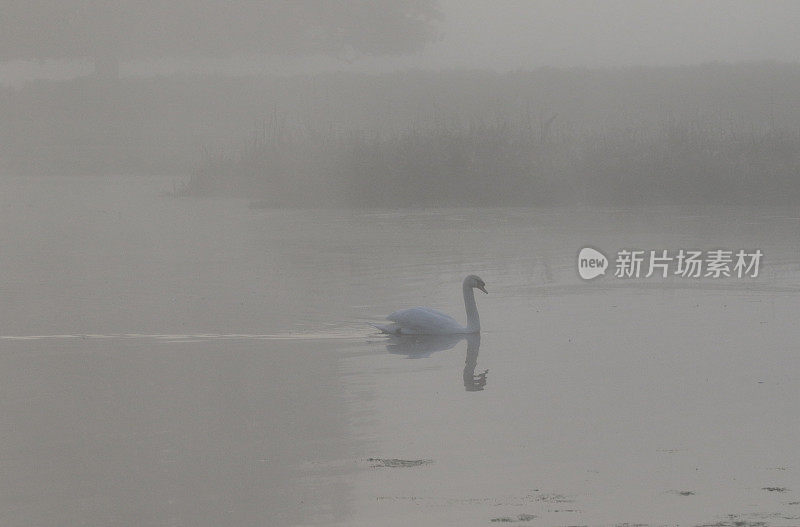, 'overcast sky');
433,0,800,68
2,0,800,85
